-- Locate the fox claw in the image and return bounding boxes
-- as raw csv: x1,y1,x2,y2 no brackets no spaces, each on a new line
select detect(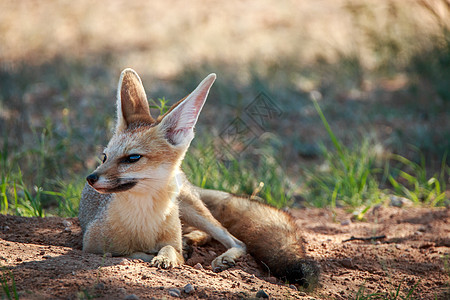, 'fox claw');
151,255,176,269
211,255,236,272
